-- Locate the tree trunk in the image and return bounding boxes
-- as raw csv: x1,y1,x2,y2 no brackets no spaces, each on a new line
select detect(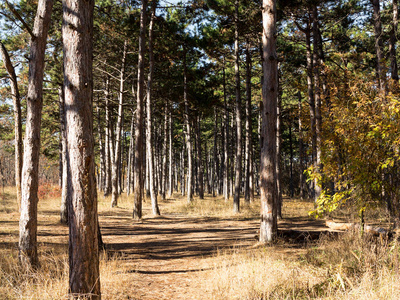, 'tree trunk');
146,1,160,215
371,0,386,92
104,76,112,197
19,0,53,269
260,0,278,243
196,114,204,199
223,57,229,201
60,86,68,224
126,108,135,195
305,20,316,199
390,0,399,82
63,0,100,297
233,0,242,213
313,5,323,203
183,50,193,203
298,91,306,199
168,100,173,198
276,91,282,219
0,42,22,211
133,0,148,220
162,103,168,200
111,40,127,207
244,40,252,203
